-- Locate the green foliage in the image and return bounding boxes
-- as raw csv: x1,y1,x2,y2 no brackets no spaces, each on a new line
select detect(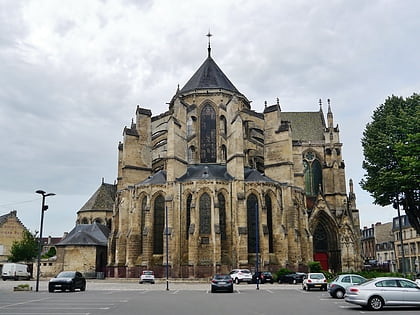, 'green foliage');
274,268,292,281
8,230,38,263
308,261,322,273
361,93,420,233
42,247,56,259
